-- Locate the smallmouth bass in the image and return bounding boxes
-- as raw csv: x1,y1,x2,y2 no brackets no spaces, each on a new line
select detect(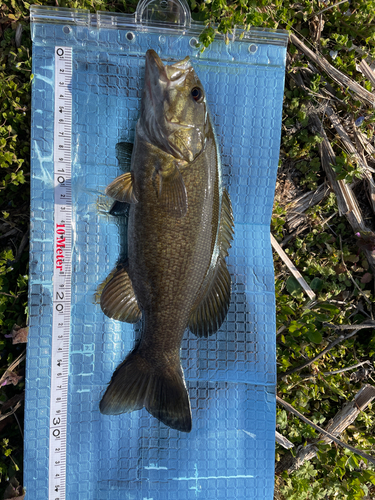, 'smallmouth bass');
100,50,234,432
